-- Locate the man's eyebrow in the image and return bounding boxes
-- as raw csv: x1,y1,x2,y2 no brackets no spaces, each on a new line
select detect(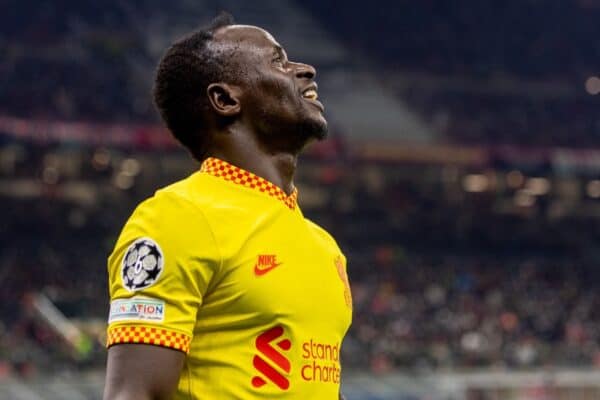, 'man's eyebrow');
273,45,287,58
